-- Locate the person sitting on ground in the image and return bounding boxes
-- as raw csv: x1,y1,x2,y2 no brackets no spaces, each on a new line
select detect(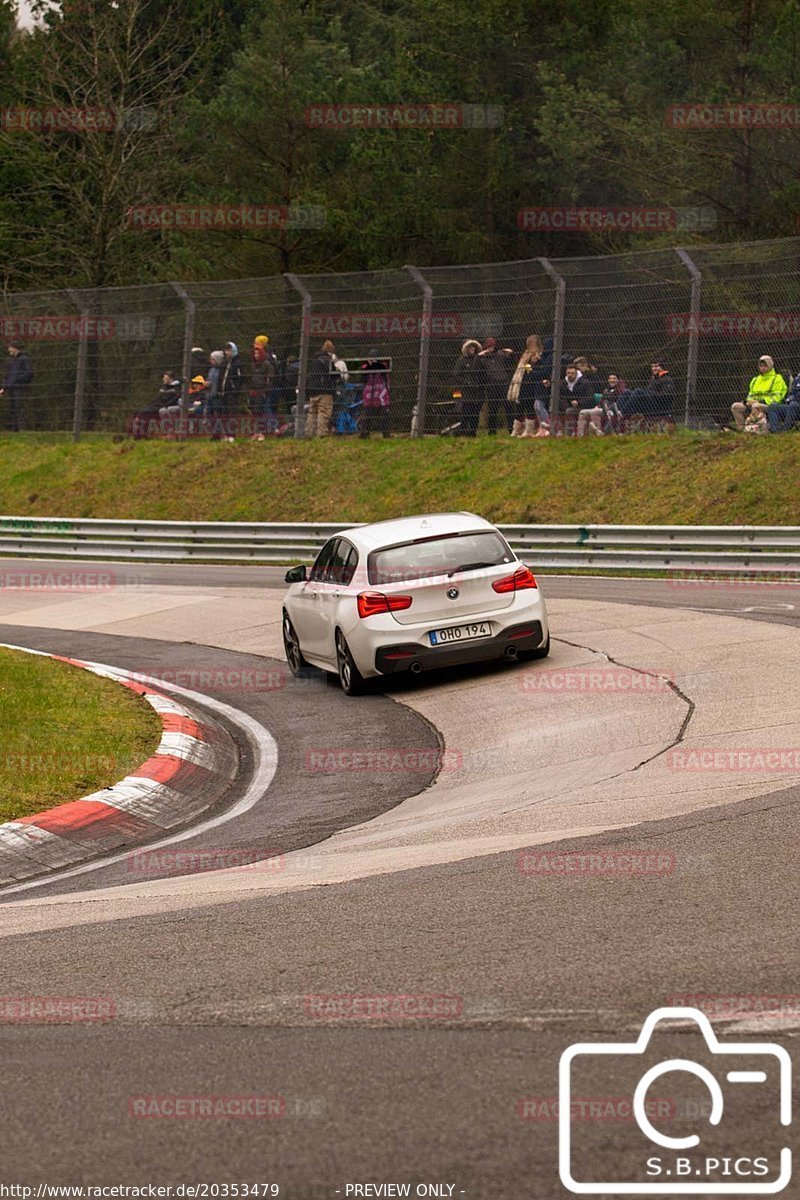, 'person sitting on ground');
187,375,208,425
730,354,787,431
765,368,800,433
618,360,676,425
600,373,626,432
573,356,604,403
452,339,485,437
358,348,392,438
563,362,596,435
